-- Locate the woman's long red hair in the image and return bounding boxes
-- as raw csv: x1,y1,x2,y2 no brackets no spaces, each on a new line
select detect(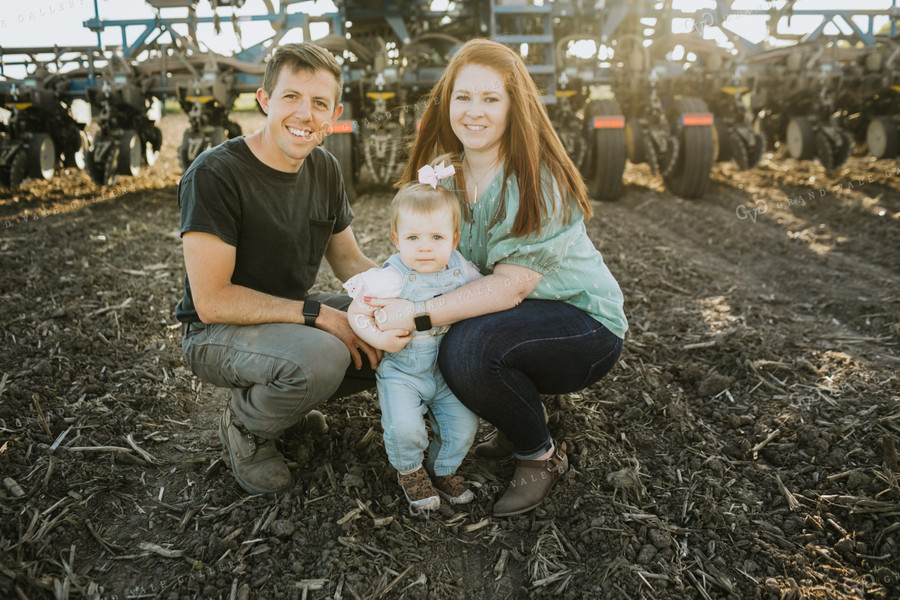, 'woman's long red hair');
398,39,591,237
